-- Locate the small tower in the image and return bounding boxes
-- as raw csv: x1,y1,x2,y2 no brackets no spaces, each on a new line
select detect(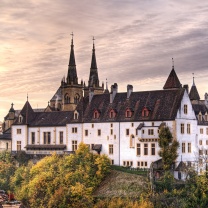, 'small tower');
189,74,200,102
51,33,83,111
84,37,104,97
163,58,182,90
